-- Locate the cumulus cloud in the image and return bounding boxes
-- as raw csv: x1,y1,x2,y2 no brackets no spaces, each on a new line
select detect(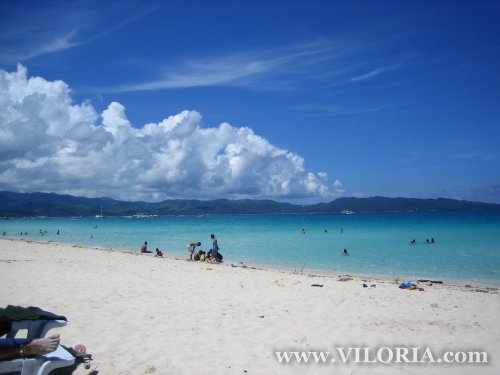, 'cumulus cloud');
0,65,342,202
332,179,345,196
